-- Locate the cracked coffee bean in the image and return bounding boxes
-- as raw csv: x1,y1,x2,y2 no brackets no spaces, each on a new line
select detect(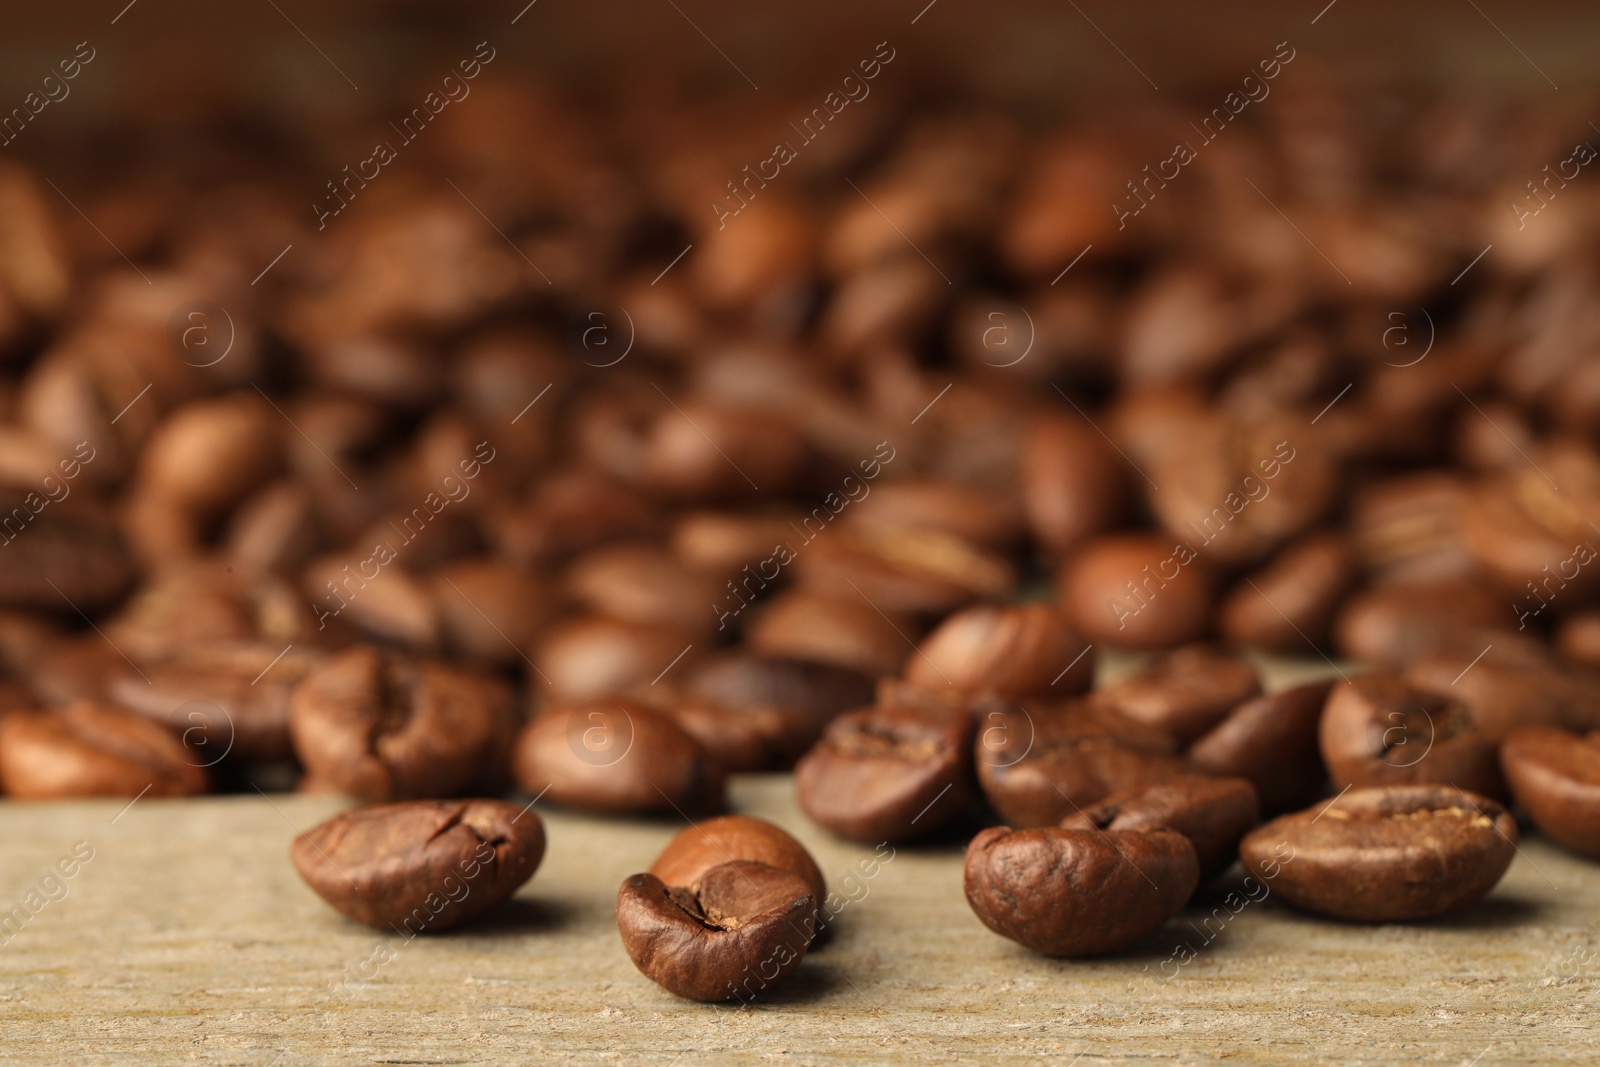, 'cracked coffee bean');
1239,785,1516,921
289,645,518,802
291,799,545,931
650,814,826,911
964,825,1198,957
1058,774,1259,884
617,859,816,1002
0,701,208,798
